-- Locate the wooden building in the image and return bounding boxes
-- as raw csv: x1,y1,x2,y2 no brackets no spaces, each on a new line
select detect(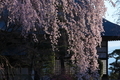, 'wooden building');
97,19,120,80
1,17,120,79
